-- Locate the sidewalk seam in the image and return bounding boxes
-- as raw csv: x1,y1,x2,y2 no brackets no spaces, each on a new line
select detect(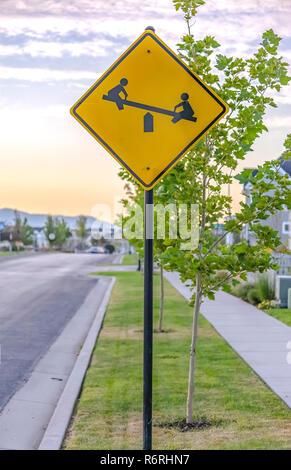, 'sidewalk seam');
38,276,116,450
